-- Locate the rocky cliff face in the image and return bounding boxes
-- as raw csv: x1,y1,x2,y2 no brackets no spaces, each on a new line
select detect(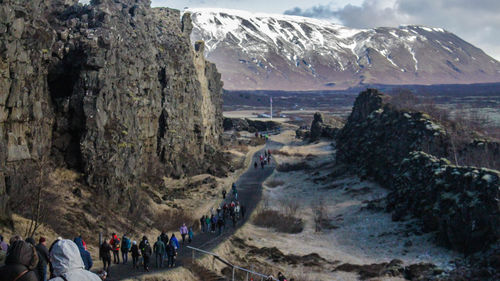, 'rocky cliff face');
308,112,343,142
336,89,499,253
0,0,224,222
